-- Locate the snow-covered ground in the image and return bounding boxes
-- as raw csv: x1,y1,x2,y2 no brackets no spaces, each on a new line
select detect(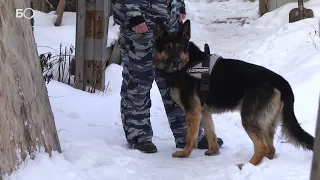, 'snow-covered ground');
5,0,320,179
